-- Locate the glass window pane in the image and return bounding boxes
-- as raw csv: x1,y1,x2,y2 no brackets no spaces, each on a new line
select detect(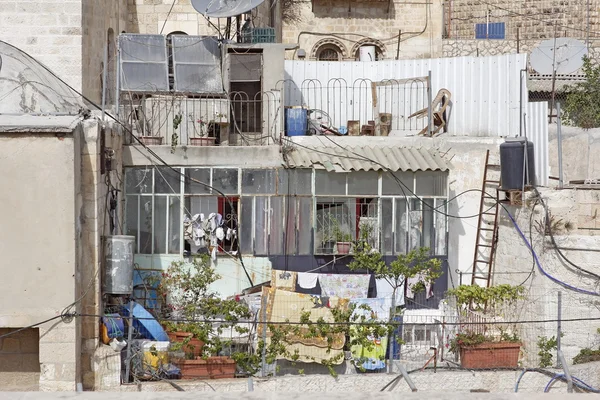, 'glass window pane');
285,198,297,255
155,167,181,194
213,168,239,194
185,196,218,216
408,199,424,251
240,197,253,254
298,197,312,255
315,198,355,253
382,199,393,255
422,198,434,252
125,195,139,253
382,171,413,196
435,199,447,255
315,171,346,195
254,197,268,255
348,171,378,195
269,197,283,254
168,196,180,254
242,169,276,194
278,169,312,195
125,168,152,194
154,196,167,254
395,198,407,254
415,171,448,196
185,168,211,194
139,196,153,254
